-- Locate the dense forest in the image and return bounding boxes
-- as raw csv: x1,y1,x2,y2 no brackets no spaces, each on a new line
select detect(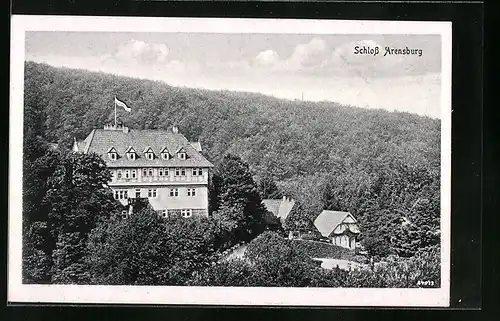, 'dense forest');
22,61,441,287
